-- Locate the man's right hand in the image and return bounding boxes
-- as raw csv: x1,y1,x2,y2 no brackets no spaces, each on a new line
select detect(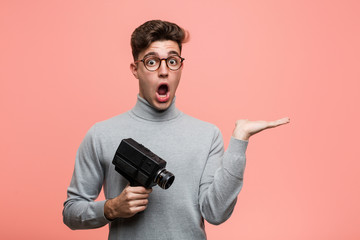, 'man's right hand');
104,185,153,220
